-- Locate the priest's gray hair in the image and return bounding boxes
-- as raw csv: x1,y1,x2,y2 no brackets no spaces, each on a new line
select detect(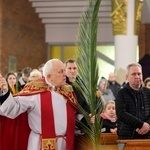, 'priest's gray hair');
43,59,61,78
